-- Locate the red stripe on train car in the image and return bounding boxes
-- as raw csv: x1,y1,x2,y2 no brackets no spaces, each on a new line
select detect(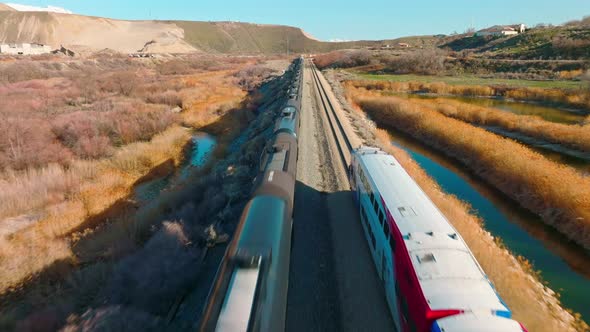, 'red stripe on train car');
381,195,462,332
